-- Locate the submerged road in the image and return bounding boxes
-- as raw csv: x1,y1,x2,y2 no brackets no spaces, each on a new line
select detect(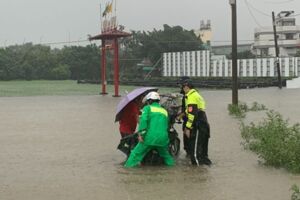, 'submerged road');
0,87,299,200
